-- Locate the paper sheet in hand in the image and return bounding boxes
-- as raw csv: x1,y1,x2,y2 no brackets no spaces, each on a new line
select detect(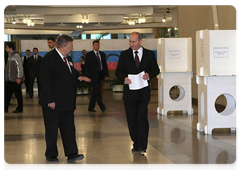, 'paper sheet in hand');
128,71,148,90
